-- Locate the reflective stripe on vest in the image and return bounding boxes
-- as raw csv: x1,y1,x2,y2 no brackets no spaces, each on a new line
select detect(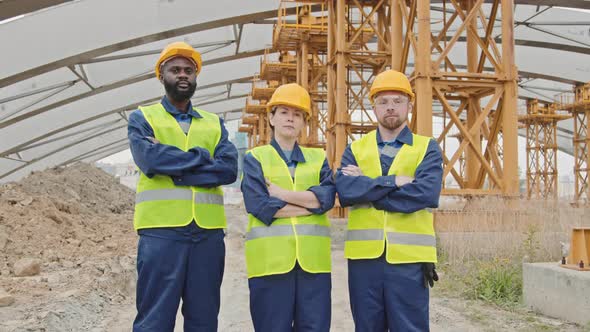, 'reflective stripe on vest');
135,189,223,205
345,130,437,264
133,103,226,230
387,232,436,246
346,229,435,246
136,189,192,203
346,229,383,241
246,224,330,241
245,144,331,278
